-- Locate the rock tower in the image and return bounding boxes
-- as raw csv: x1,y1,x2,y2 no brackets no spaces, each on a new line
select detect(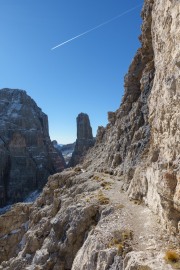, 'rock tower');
69,113,95,166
